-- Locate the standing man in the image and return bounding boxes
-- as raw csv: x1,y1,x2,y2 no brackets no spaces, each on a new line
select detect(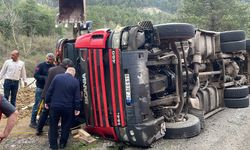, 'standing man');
45,67,80,149
0,94,18,142
29,53,55,128
0,50,27,107
36,58,74,135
